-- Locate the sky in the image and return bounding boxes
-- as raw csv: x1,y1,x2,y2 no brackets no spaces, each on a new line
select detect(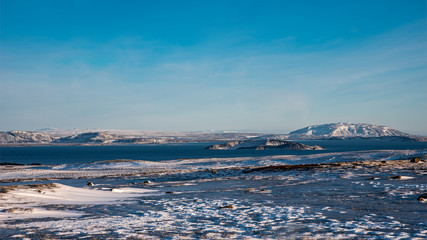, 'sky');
1,0,426,134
